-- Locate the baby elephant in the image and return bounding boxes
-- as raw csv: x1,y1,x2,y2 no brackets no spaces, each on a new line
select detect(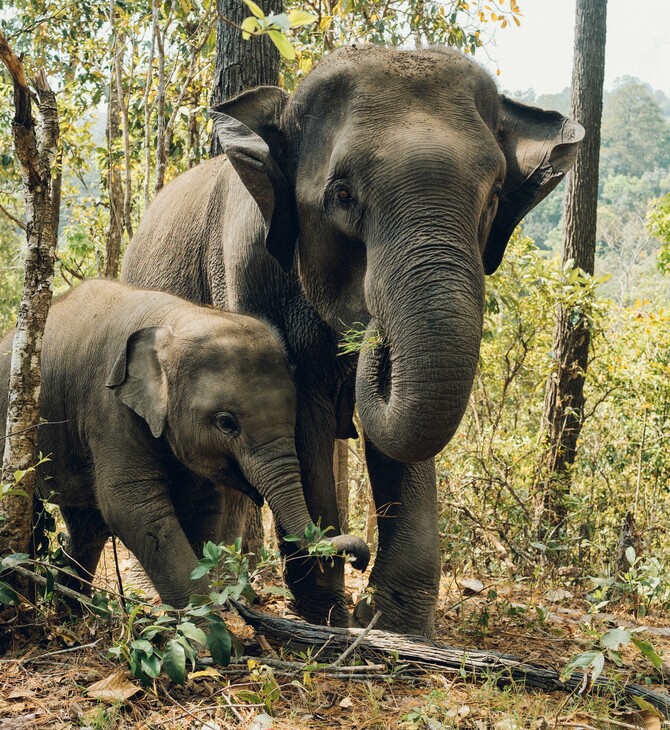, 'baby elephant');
0,280,369,607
